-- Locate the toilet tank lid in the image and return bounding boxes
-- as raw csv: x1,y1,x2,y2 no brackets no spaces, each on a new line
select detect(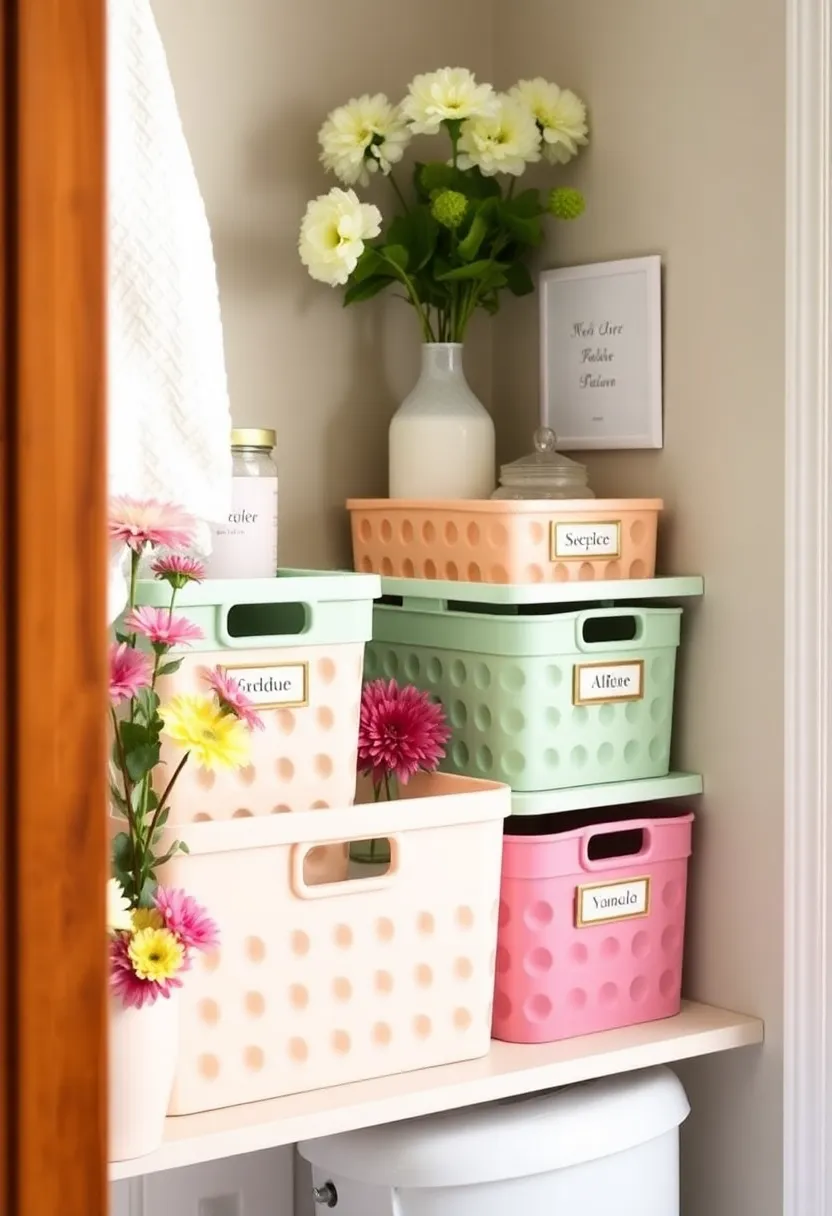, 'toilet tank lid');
298,1066,690,1189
